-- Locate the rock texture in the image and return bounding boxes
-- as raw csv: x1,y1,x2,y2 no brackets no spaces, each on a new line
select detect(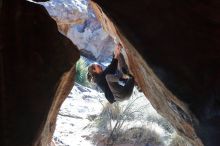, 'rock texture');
39,0,88,35
41,0,115,63
90,1,220,146
1,0,220,146
0,0,79,146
